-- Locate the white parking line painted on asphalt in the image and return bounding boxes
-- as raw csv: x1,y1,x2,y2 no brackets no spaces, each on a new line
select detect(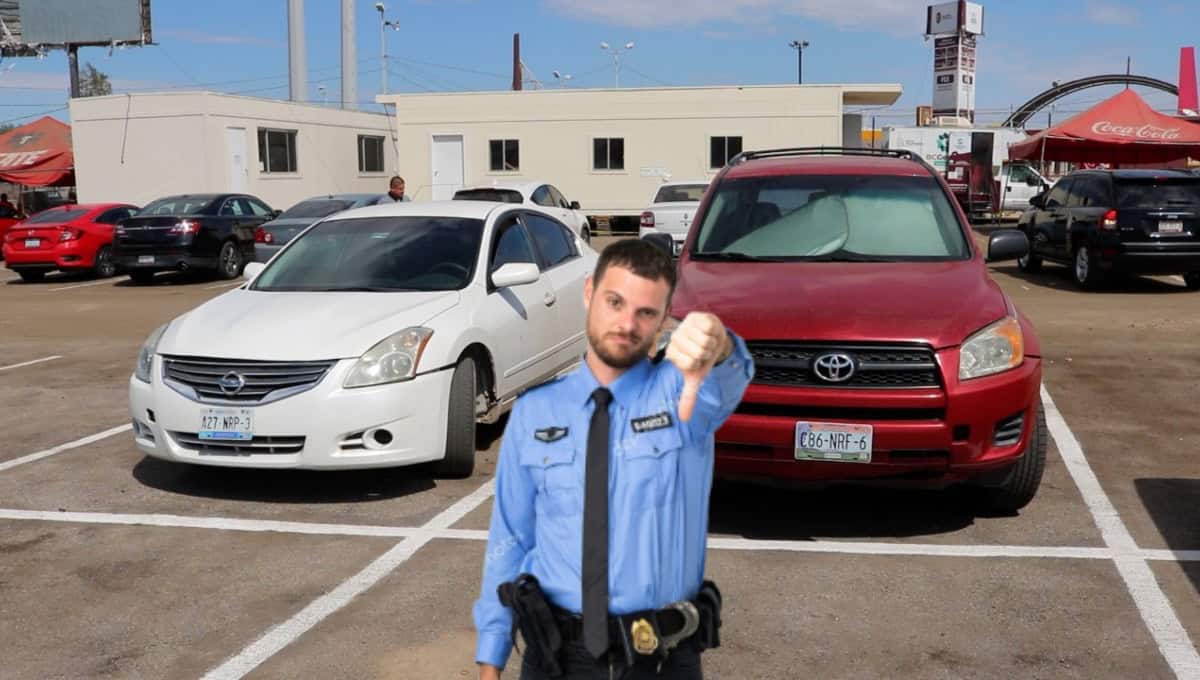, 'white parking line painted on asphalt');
45,279,117,292
1042,385,1200,678
201,479,497,680
0,424,131,473
0,509,420,538
705,538,1114,560
202,281,244,290
0,355,61,372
